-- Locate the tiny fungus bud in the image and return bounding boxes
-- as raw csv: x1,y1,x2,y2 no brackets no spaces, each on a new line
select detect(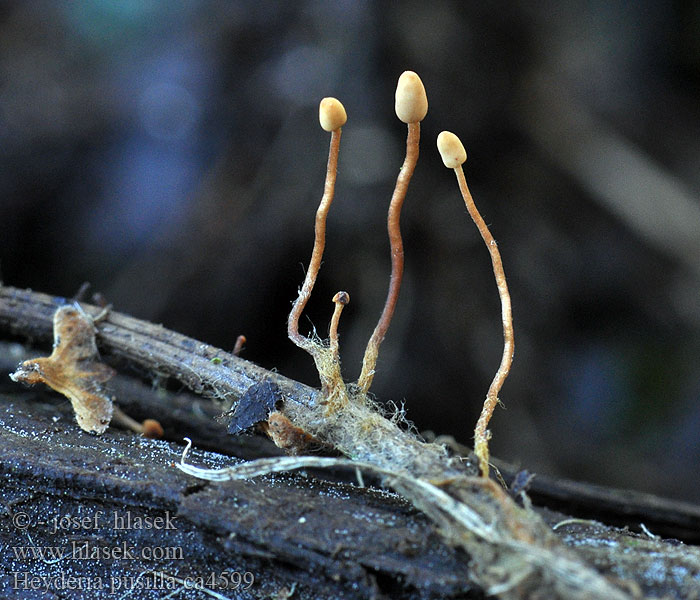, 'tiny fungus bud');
319,97,347,132
330,291,350,362
395,71,428,123
233,334,246,356
437,131,467,169
141,419,164,439
332,291,350,305
111,407,164,439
